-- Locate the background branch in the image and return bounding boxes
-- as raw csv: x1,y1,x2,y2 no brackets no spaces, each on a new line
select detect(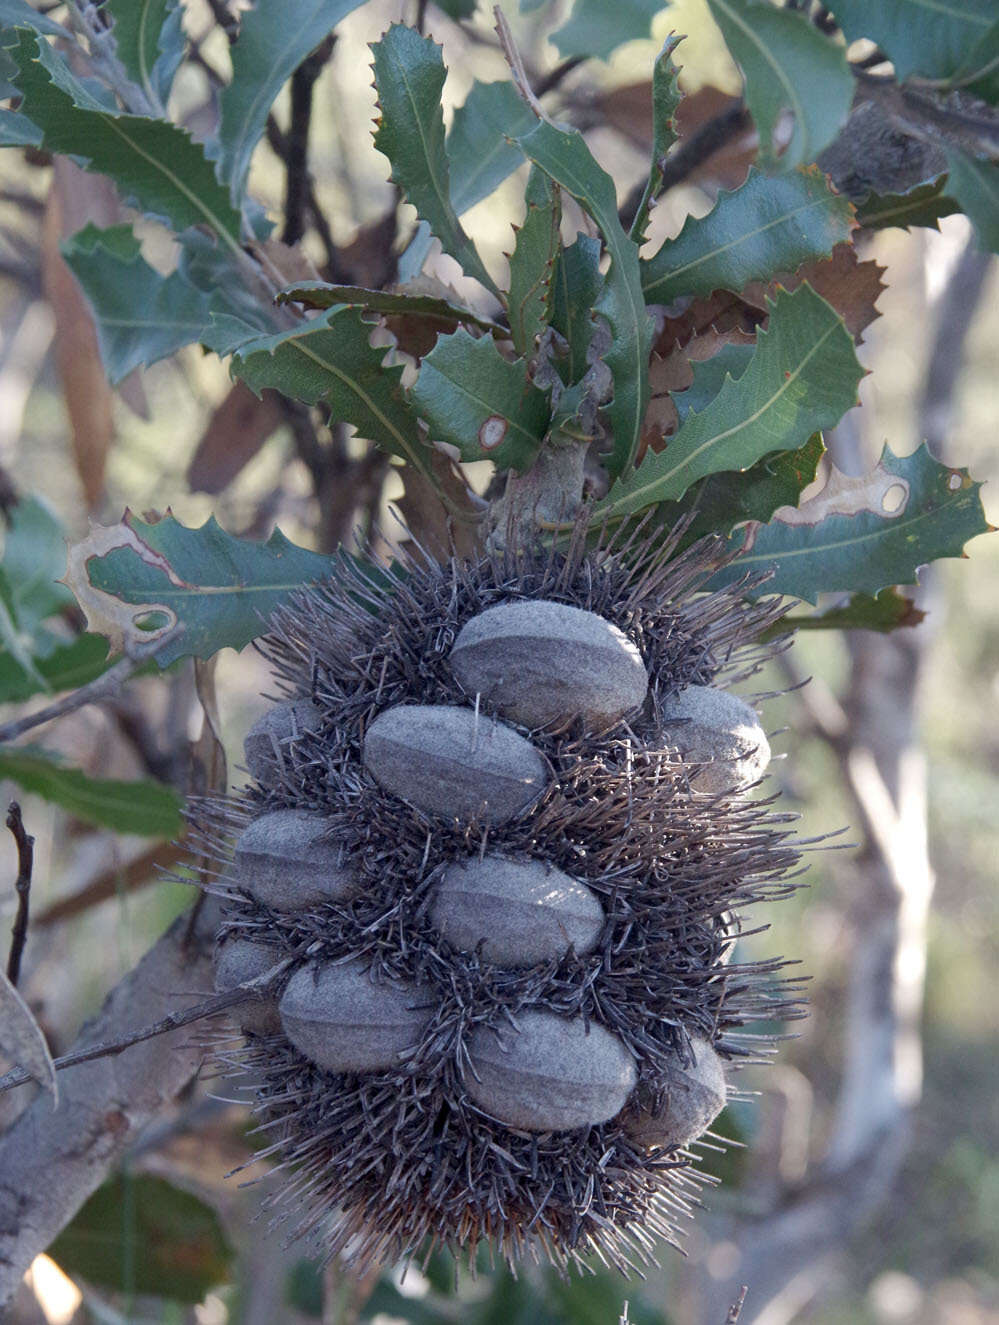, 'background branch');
4,803,32,987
